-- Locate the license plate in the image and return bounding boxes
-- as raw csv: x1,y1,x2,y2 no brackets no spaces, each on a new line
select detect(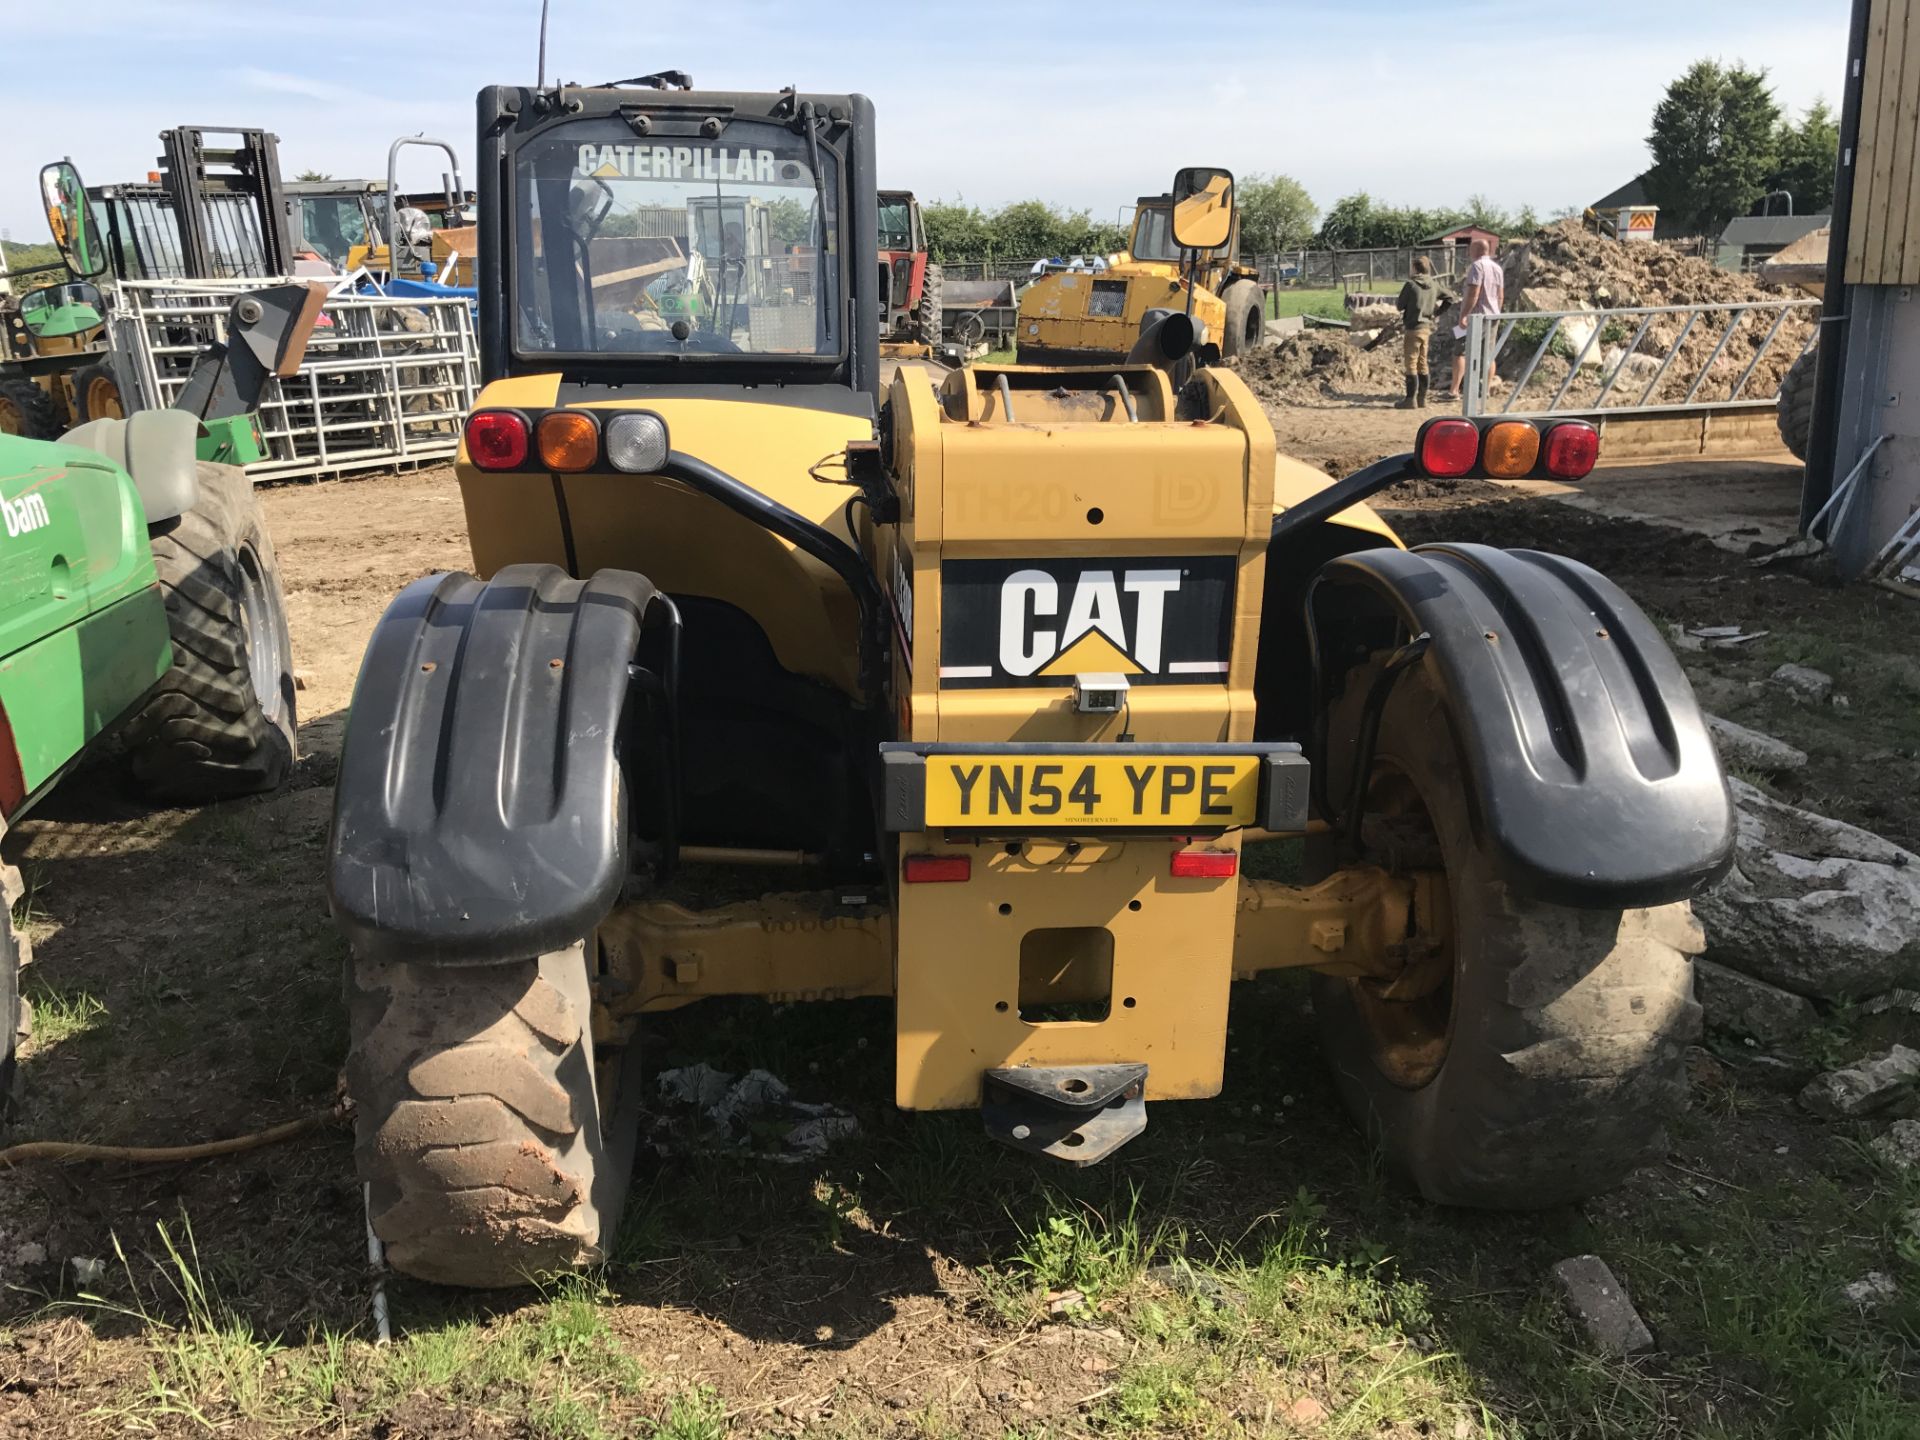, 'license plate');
922,754,1260,828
